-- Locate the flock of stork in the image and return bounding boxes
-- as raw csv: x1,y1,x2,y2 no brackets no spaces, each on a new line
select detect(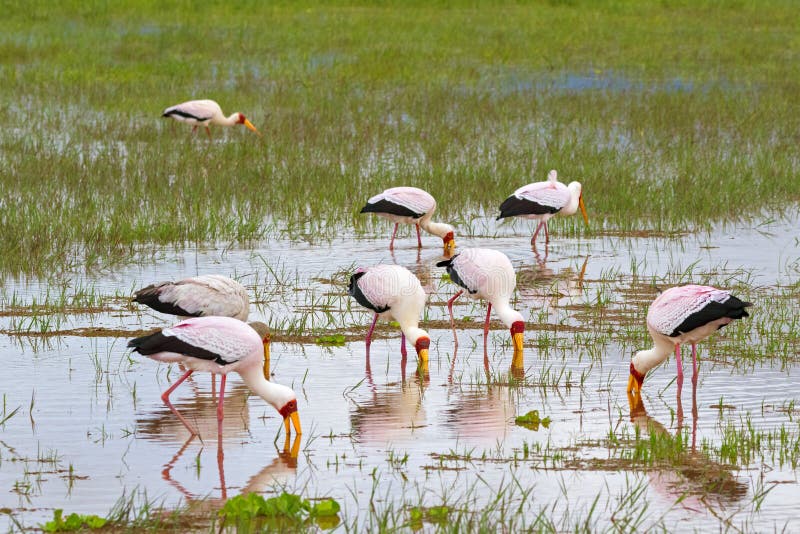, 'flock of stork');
127,99,753,442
